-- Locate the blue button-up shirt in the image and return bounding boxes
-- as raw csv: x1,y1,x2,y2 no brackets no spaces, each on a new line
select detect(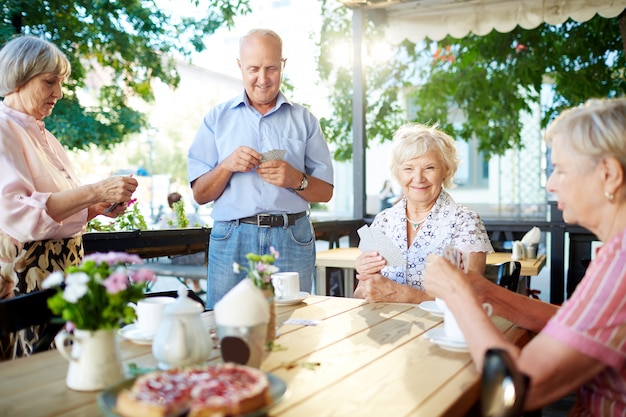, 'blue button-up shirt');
188,91,334,221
